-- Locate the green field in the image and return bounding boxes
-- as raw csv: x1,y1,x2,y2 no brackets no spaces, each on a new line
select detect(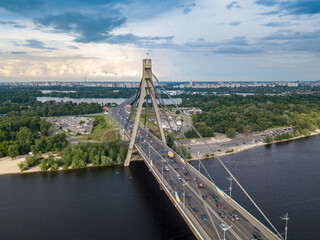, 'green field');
75,114,119,142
